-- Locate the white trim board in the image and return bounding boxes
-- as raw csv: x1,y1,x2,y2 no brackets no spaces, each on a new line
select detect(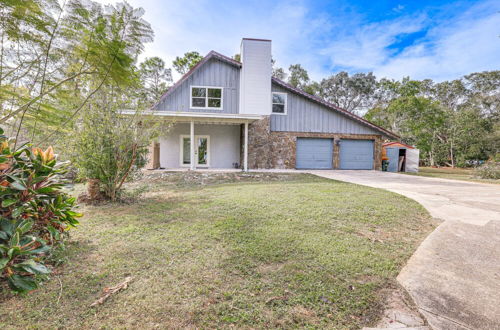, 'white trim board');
120,110,262,123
